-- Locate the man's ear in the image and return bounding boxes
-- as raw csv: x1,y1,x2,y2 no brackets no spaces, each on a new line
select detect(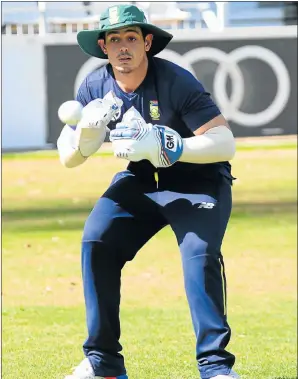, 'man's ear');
144,34,153,52
98,39,107,55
